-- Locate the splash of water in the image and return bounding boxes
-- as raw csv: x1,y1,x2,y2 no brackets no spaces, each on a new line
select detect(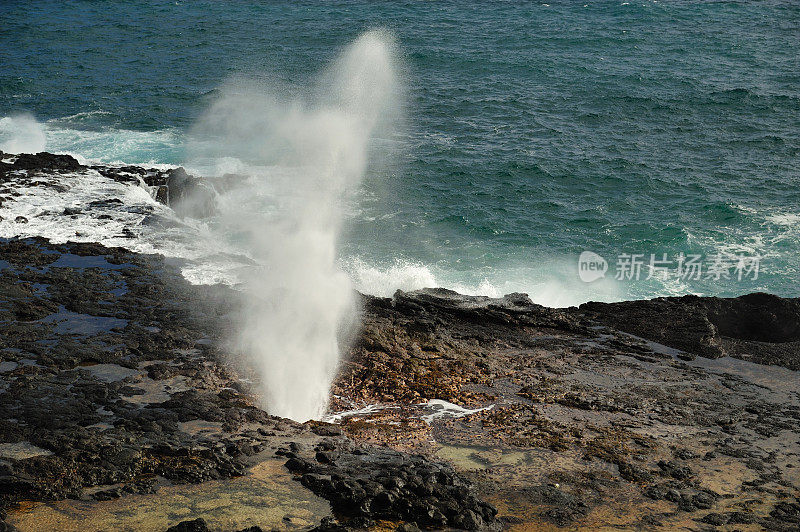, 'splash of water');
191,31,402,421
0,114,46,154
